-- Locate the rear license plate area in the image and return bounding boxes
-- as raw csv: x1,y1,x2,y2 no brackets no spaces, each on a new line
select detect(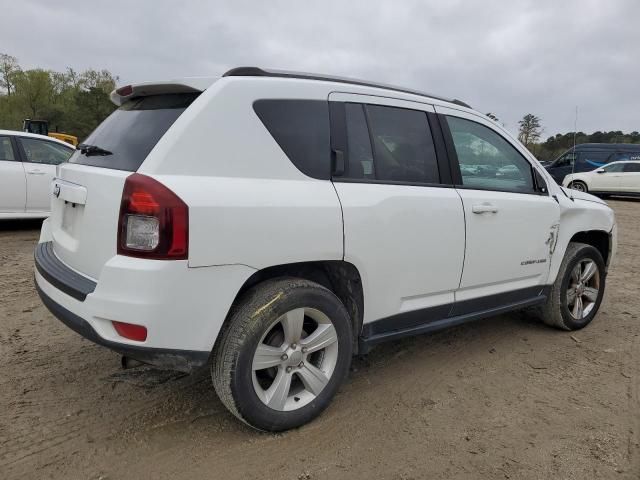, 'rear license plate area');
61,203,77,233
